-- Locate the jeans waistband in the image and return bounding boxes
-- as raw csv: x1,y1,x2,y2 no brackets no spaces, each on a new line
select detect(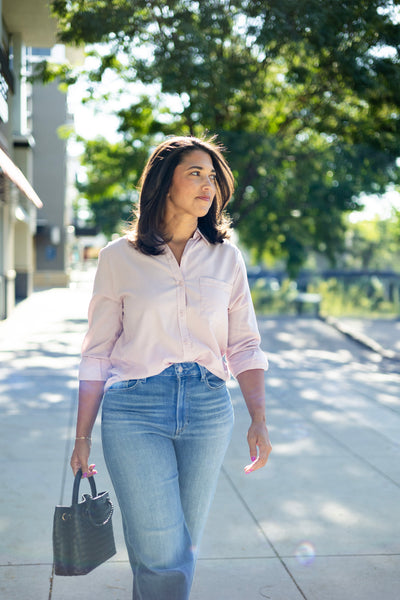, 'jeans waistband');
158,362,206,378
